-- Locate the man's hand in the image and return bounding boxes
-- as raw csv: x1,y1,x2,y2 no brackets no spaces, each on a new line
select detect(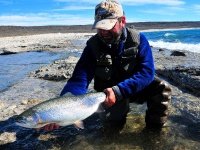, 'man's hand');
37,123,59,131
103,88,116,107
